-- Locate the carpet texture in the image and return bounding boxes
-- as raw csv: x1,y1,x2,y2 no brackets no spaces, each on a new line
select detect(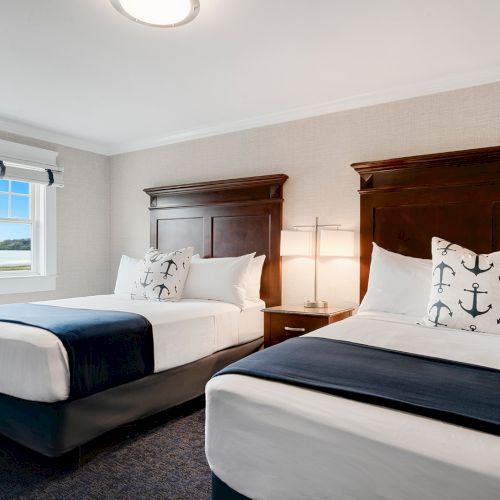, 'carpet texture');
0,399,211,499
